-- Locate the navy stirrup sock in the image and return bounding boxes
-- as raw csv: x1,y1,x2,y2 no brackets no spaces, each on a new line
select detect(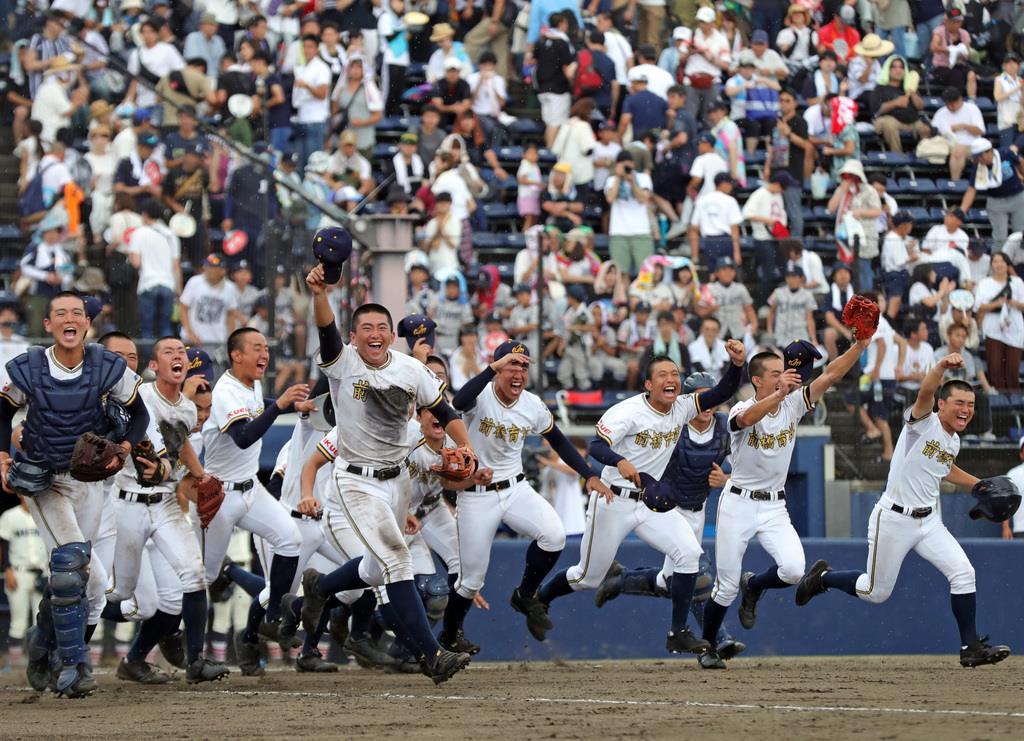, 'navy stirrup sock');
747,567,789,593
701,600,729,645
226,564,265,598
181,589,208,664
519,541,562,596
821,570,861,596
101,599,126,623
537,570,573,604
951,592,978,647
241,598,266,644
301,595,340,653
385,580,440,659
317,558,370,597
266,555,299,621
127,610,179,662
670,573,698,633
348,591,376,638
441,591,474,637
